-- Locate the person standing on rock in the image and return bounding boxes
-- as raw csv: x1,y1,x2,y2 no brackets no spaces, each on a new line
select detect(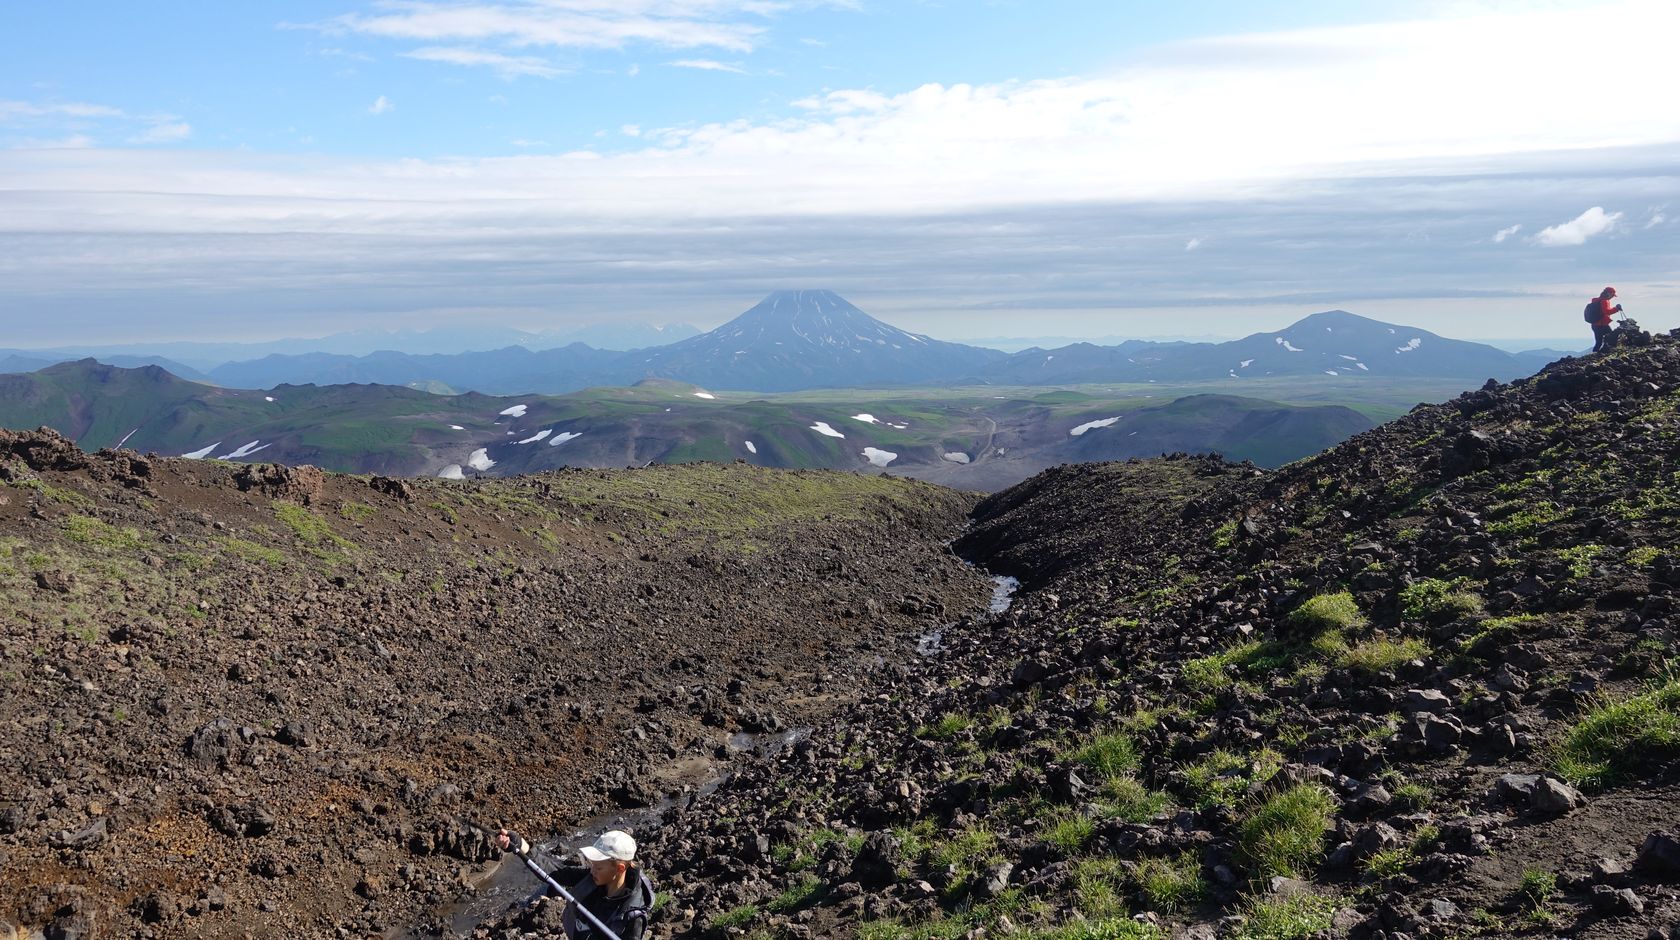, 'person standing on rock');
1587,286,1623,353
495,827,654,940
